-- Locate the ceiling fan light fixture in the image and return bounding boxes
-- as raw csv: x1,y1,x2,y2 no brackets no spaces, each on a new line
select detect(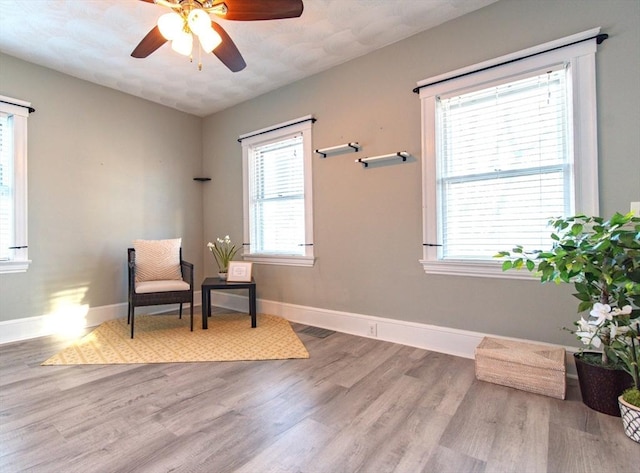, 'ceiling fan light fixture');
171,30,193,56
197,26,222,53
187,9,211,36
158,12,183,40
132,0,303,72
